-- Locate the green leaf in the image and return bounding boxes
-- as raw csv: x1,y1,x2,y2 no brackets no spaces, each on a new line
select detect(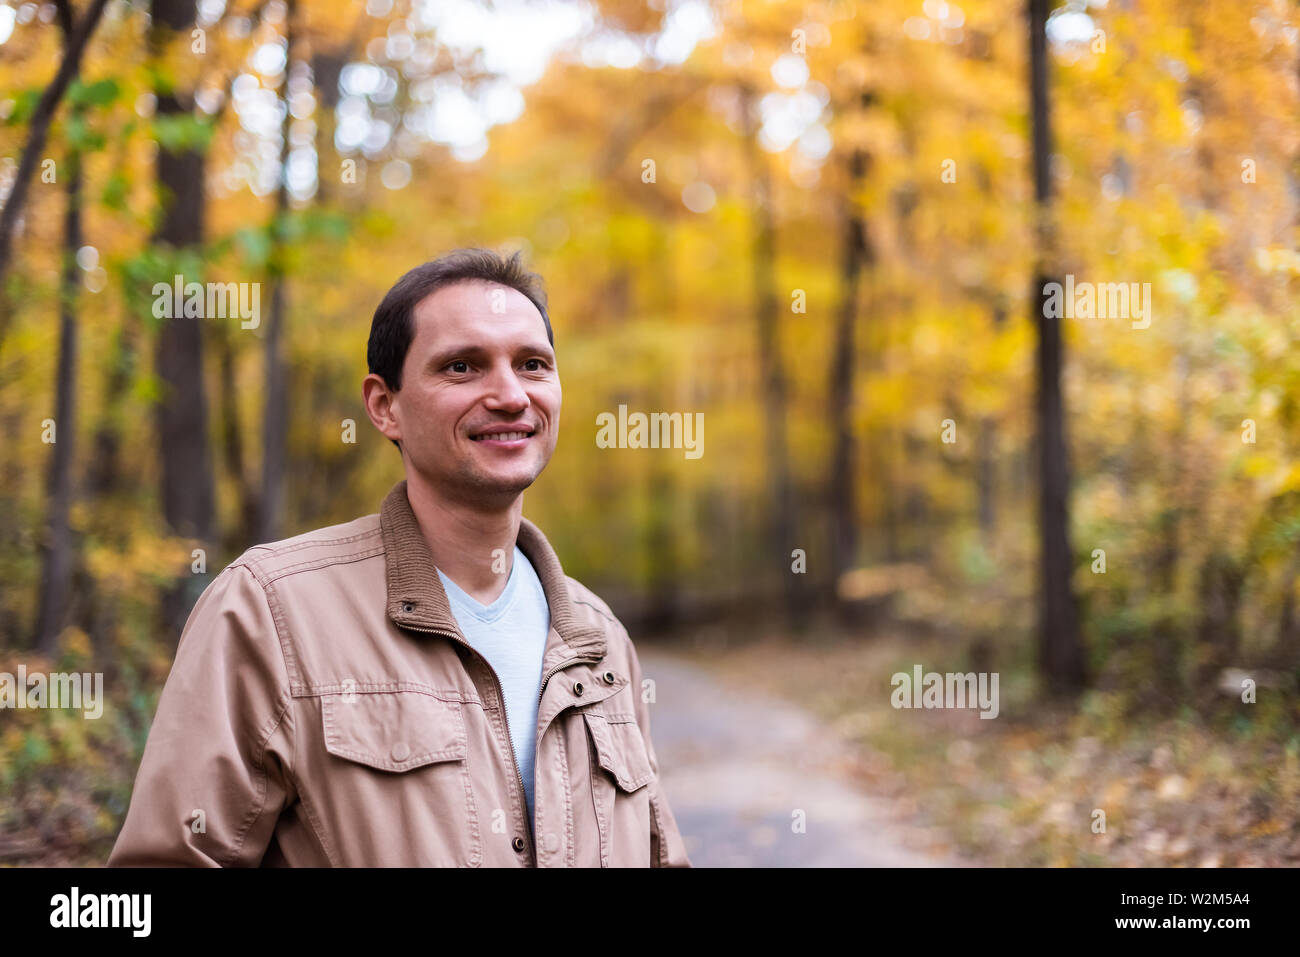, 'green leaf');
133,372,164,405
68,78,120,109
299,209,350,242
234,226,272,267
101,172,129,211
22,732,52,766
152,113,215,152
66,115,106,152
5,88,42,127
